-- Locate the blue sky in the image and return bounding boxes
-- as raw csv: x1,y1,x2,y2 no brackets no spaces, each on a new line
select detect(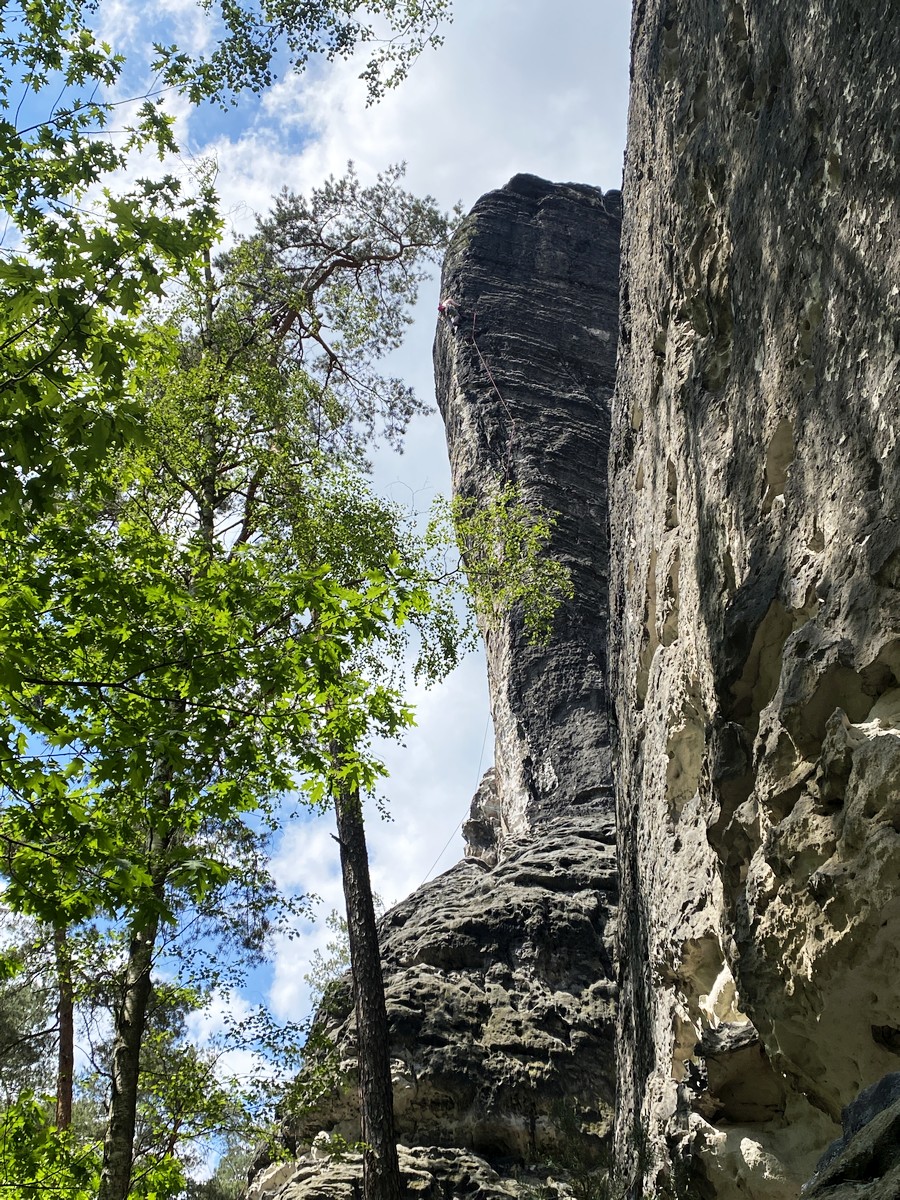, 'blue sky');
13,0,632,1043
250,0,631,1027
